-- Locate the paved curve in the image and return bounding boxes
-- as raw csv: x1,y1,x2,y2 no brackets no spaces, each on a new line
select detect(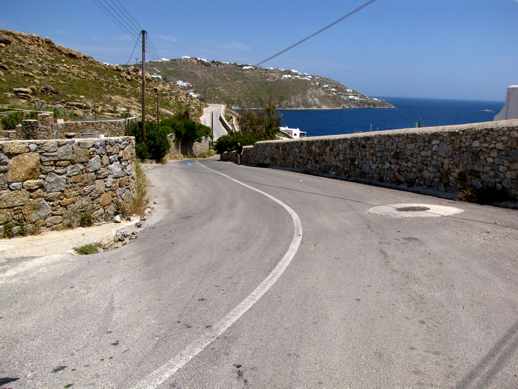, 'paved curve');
200,104,228,140
2,160,518,388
